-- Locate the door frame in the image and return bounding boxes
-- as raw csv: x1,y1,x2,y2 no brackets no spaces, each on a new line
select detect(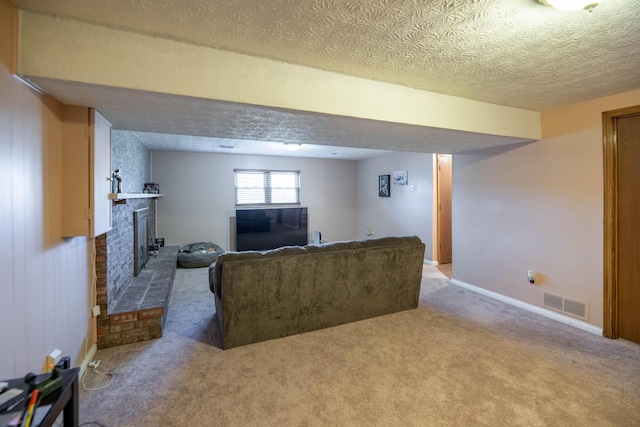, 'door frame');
603,105,640,338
